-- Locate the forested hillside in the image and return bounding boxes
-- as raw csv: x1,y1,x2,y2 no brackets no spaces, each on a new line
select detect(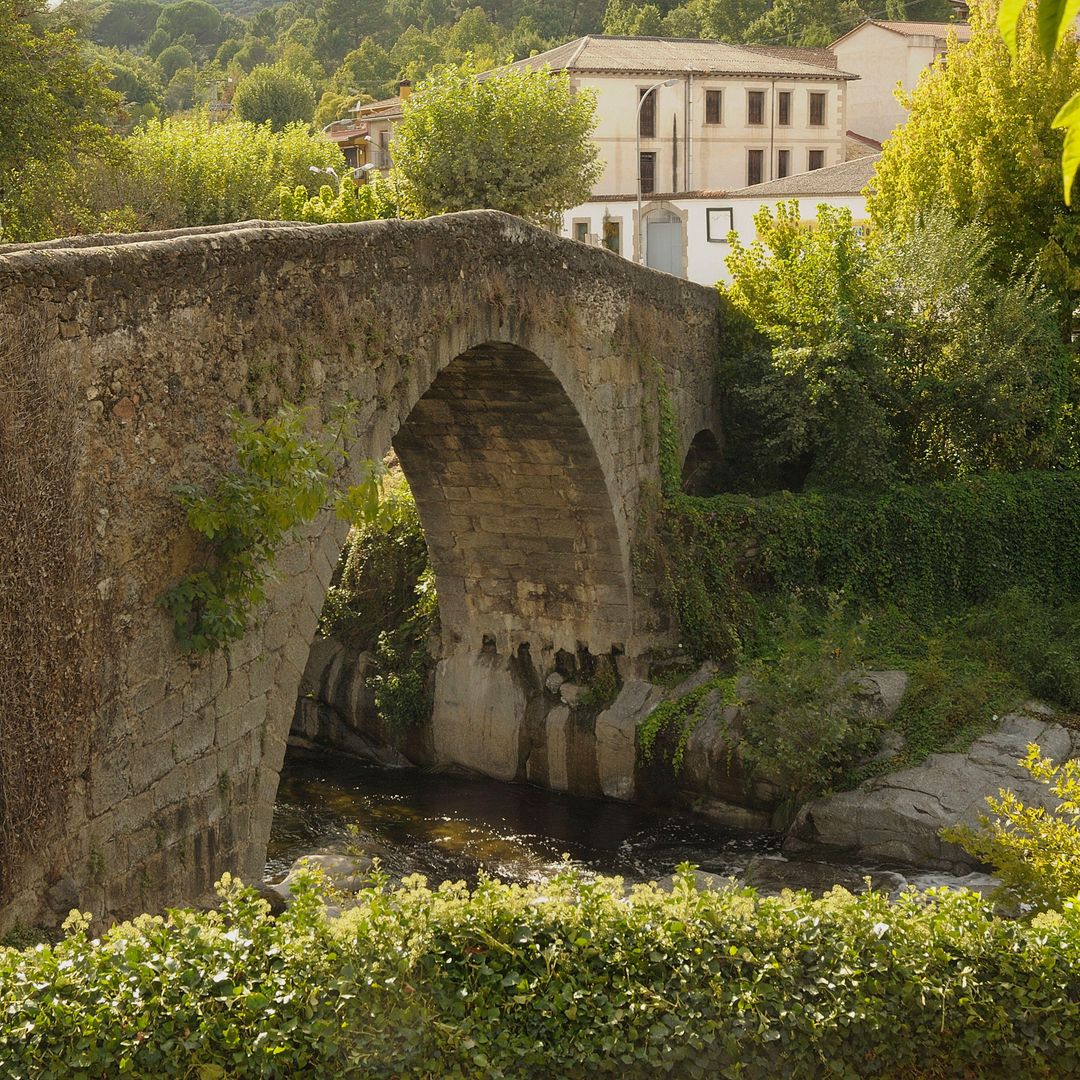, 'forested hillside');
72,0,956,136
